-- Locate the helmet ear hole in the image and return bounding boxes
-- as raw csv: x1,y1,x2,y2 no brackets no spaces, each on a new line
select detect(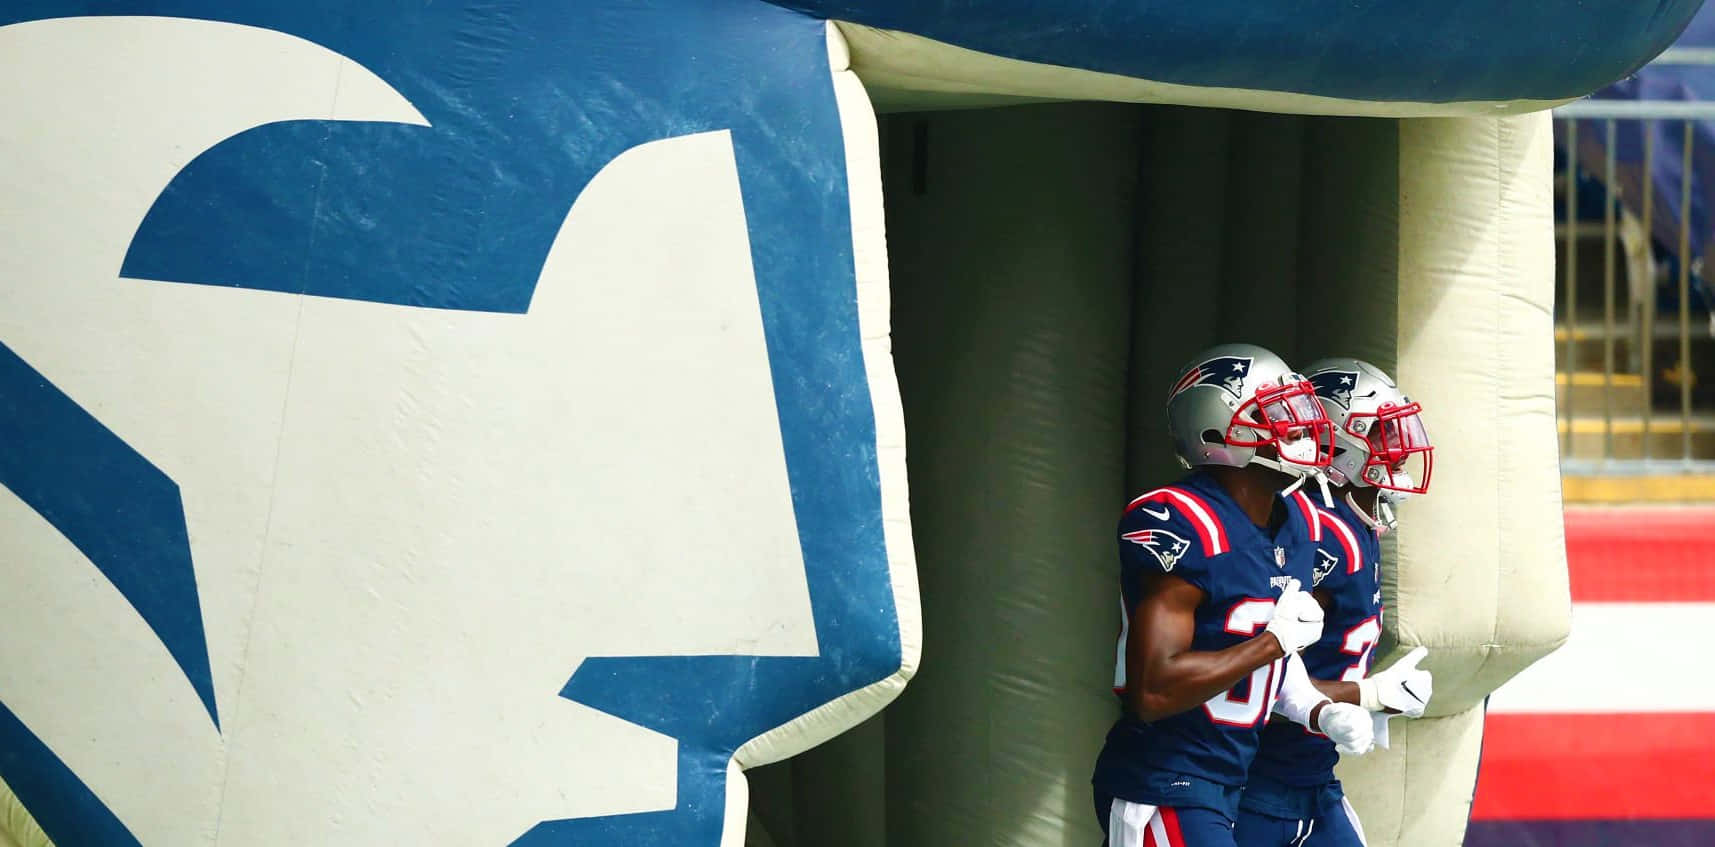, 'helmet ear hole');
1200,428,1225,446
